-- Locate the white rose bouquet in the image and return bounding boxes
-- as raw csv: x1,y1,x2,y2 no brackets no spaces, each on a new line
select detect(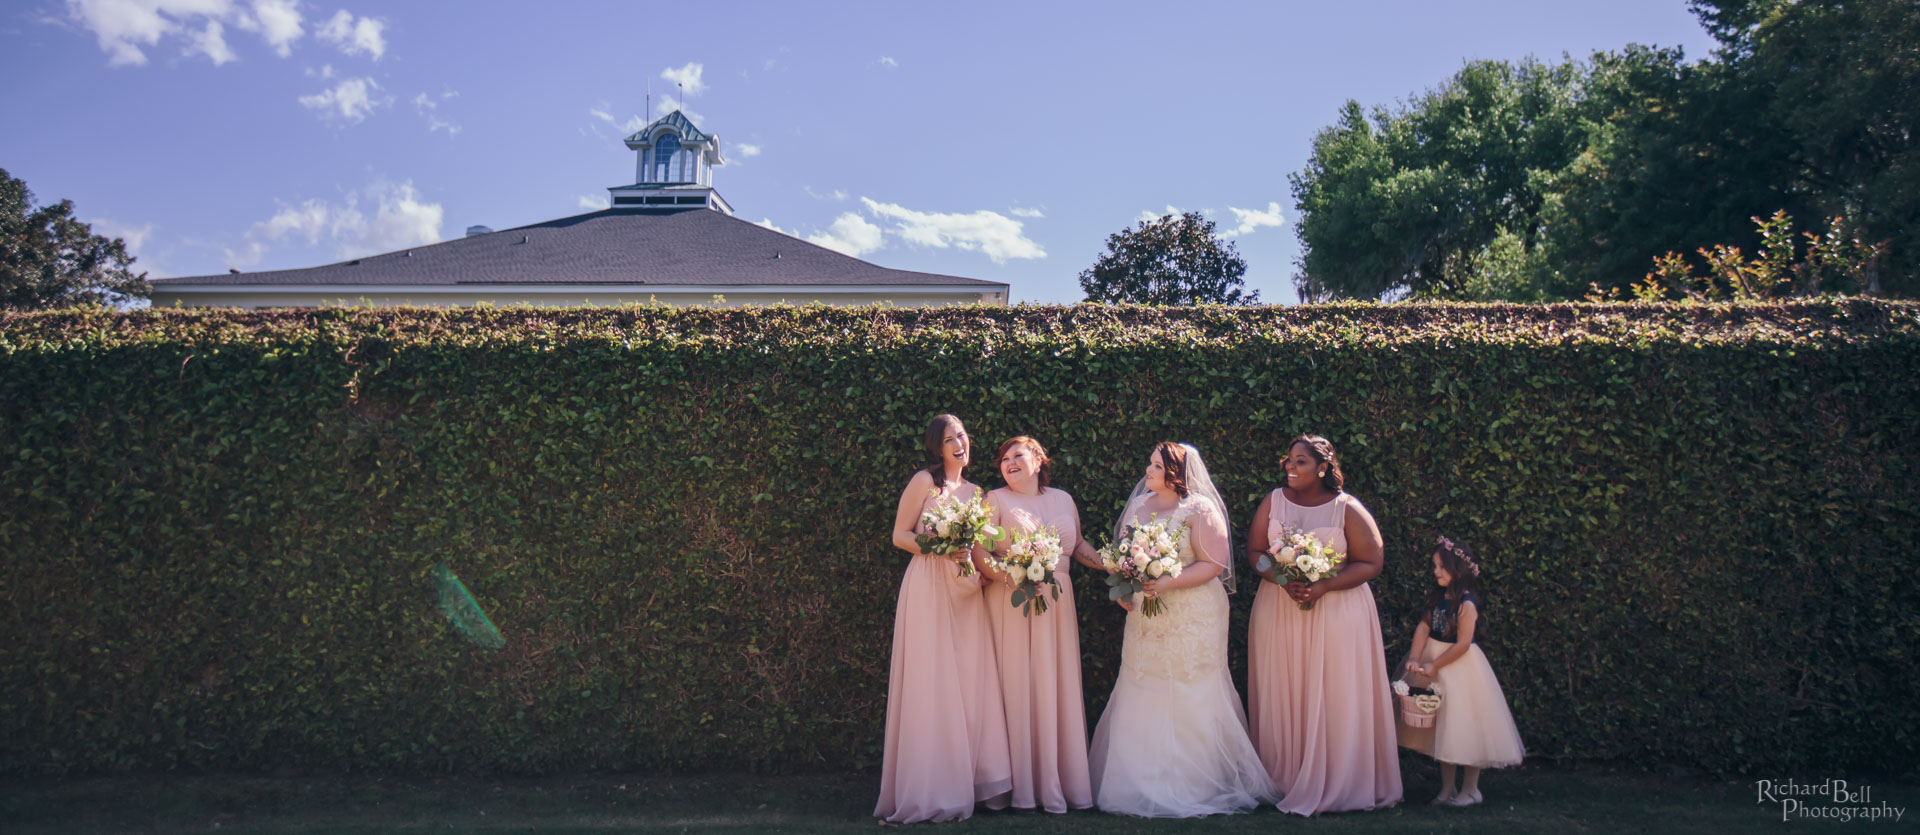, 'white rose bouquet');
1097,515,1186,617
915,489,1005,577
989,524,1063,617
1255,525,1345,610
